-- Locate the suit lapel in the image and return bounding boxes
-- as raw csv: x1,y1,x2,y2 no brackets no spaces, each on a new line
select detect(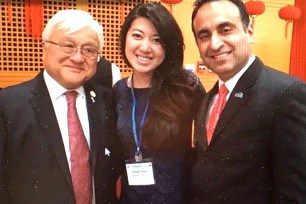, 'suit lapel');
210,57,263,144
29,72,72,188
194,84,218,152
83,83,104,173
